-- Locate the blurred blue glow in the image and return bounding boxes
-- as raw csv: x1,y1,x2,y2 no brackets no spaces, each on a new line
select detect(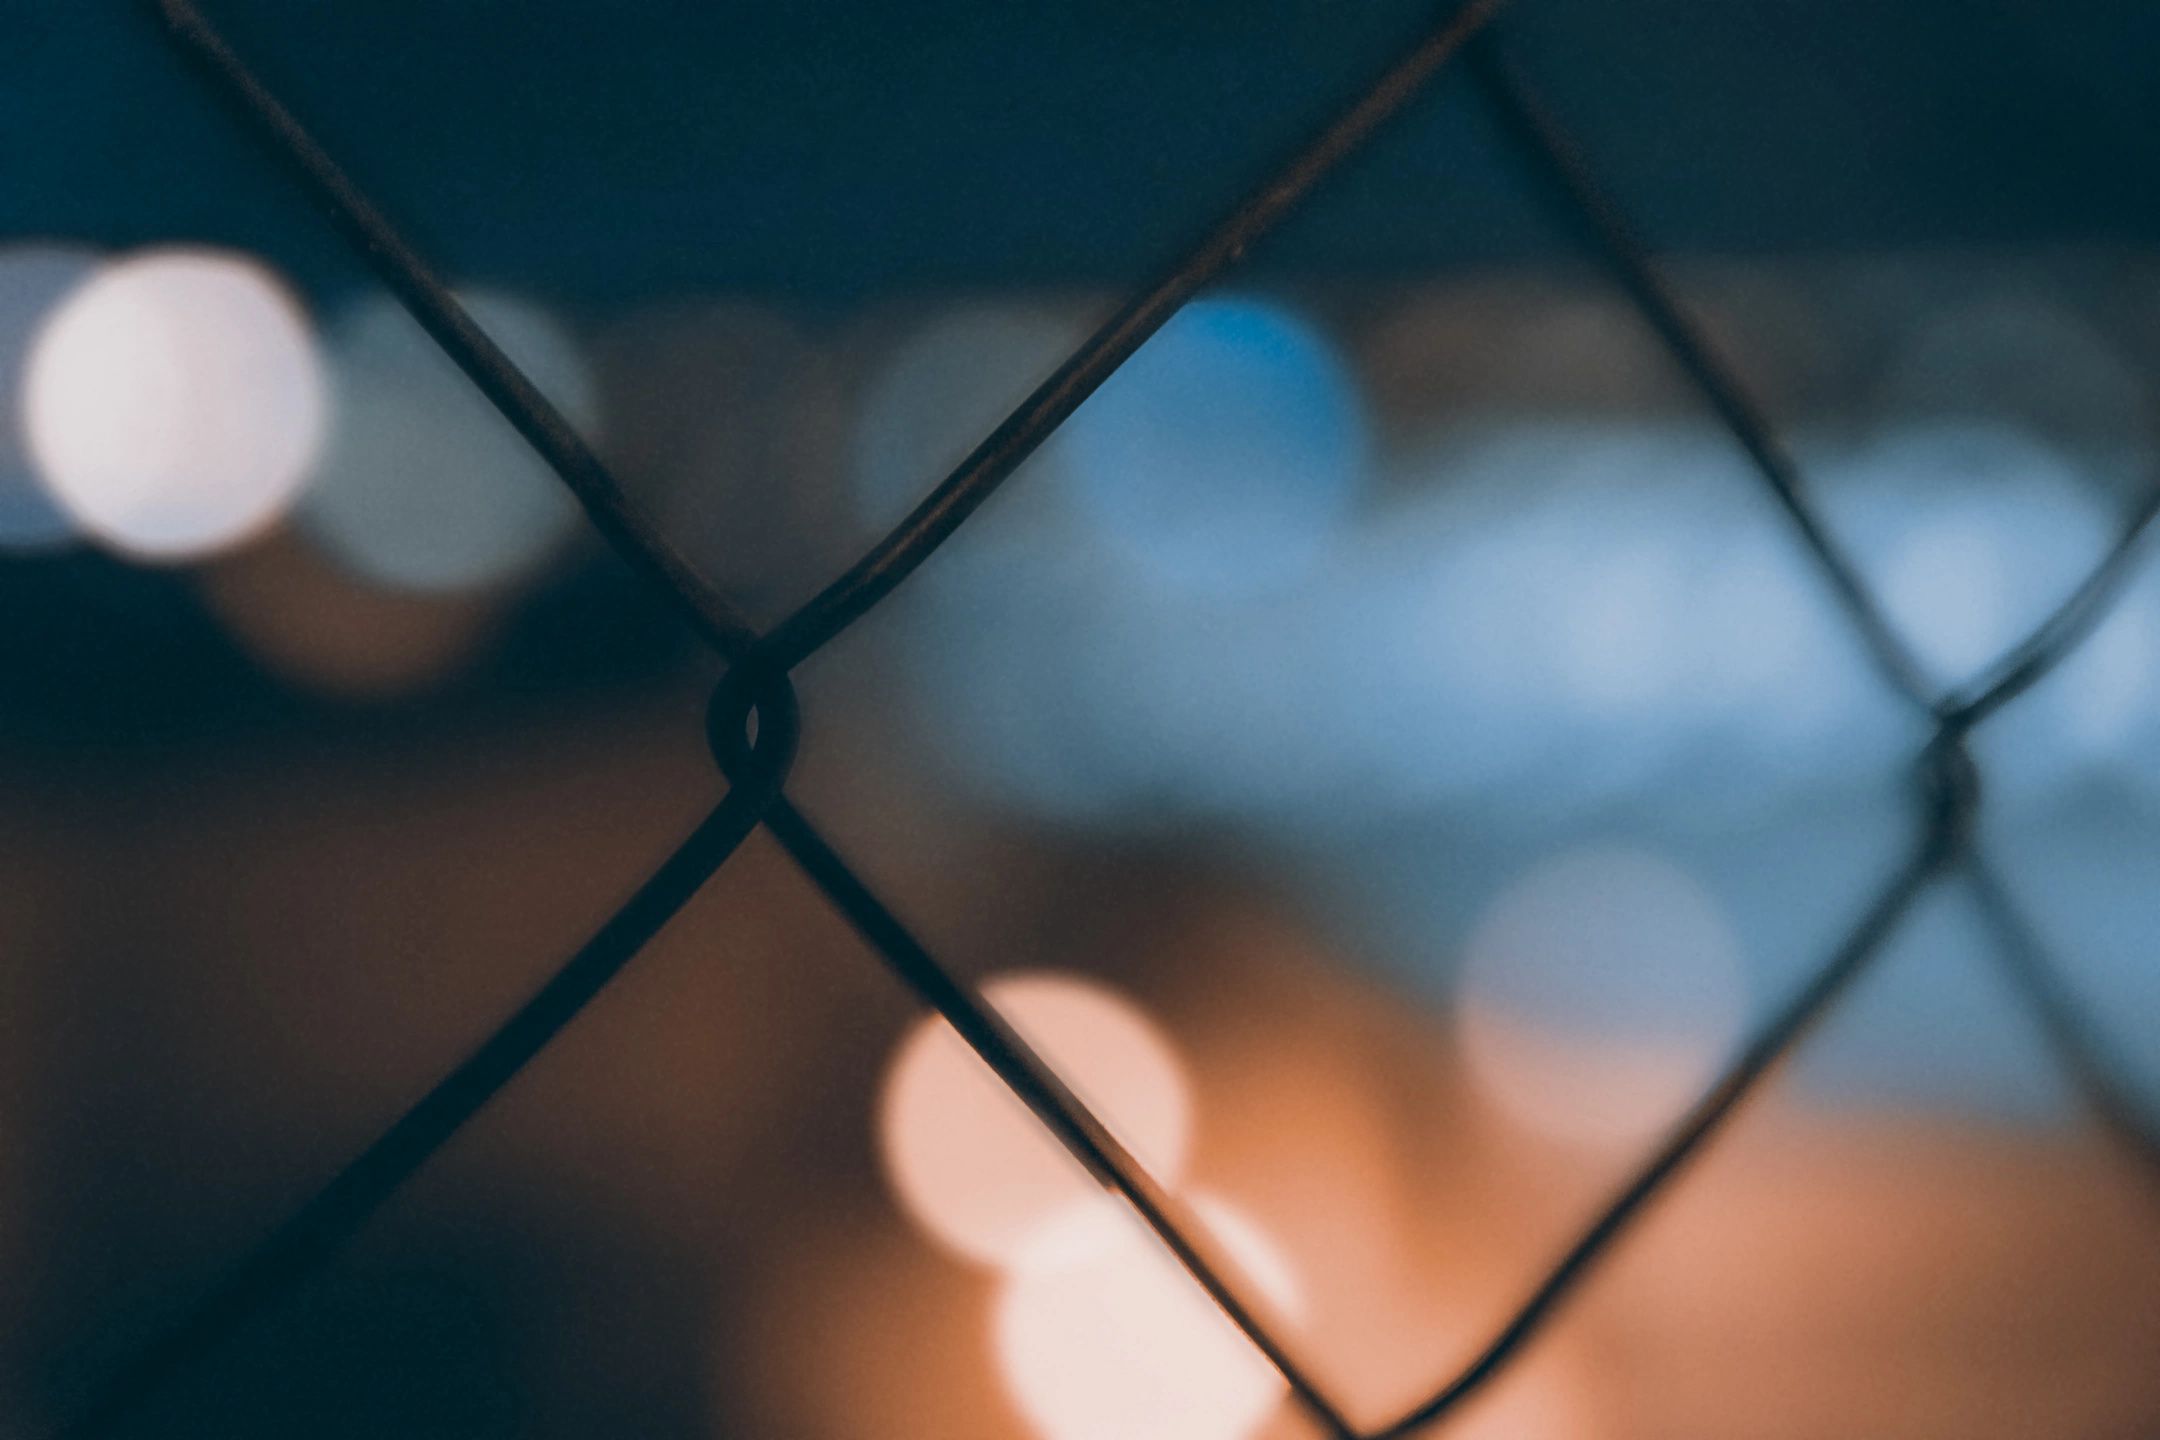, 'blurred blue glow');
1455,845,1749,1145
1790,885,2080,1123
1059,298,1367,596
0,245,98,550
1989,809,2160,1113
1827,422,2129,800
299,291,593,593
900,403,2160,848
1371,422,1891,821
905,539,1144,825
851,305,1090,539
